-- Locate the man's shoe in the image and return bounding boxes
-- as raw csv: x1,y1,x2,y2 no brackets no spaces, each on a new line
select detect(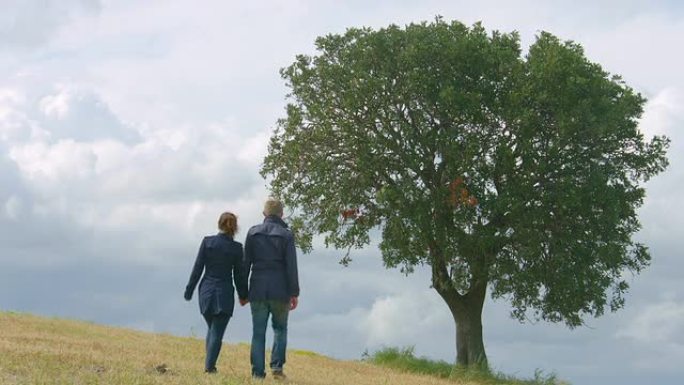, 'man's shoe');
272,370,287,380
205,367,217,374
